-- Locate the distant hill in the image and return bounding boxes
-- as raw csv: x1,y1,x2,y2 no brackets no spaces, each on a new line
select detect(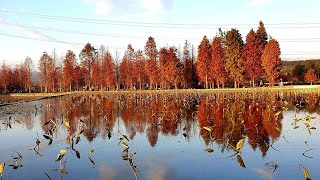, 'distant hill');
281,59,320,75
